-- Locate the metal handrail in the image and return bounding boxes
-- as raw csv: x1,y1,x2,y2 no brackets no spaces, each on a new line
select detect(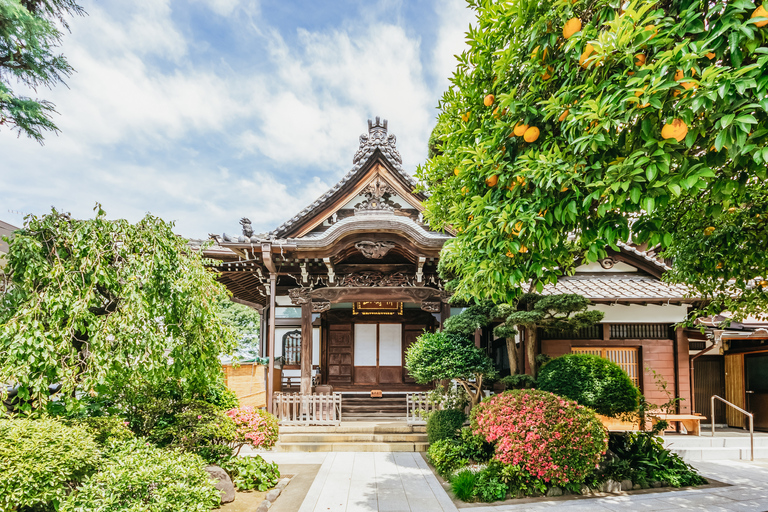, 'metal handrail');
711,395,753,461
